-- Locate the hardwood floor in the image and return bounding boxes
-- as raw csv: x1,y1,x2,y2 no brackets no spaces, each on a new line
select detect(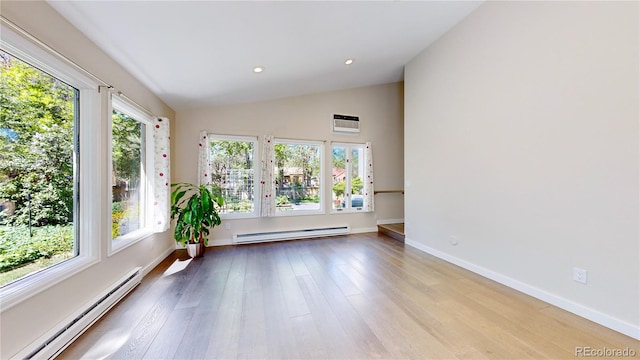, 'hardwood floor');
59,233,639,359
377,223,405,242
